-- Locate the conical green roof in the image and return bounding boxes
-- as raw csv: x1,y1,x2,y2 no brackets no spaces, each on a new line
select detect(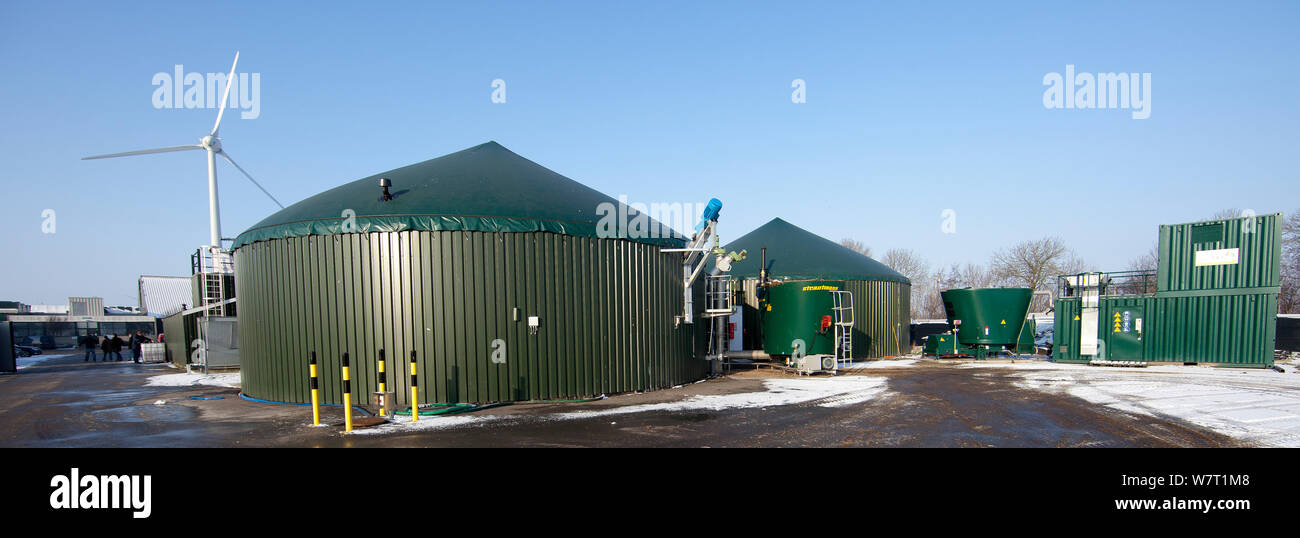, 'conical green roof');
719,218,910,283
233,142,684,249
